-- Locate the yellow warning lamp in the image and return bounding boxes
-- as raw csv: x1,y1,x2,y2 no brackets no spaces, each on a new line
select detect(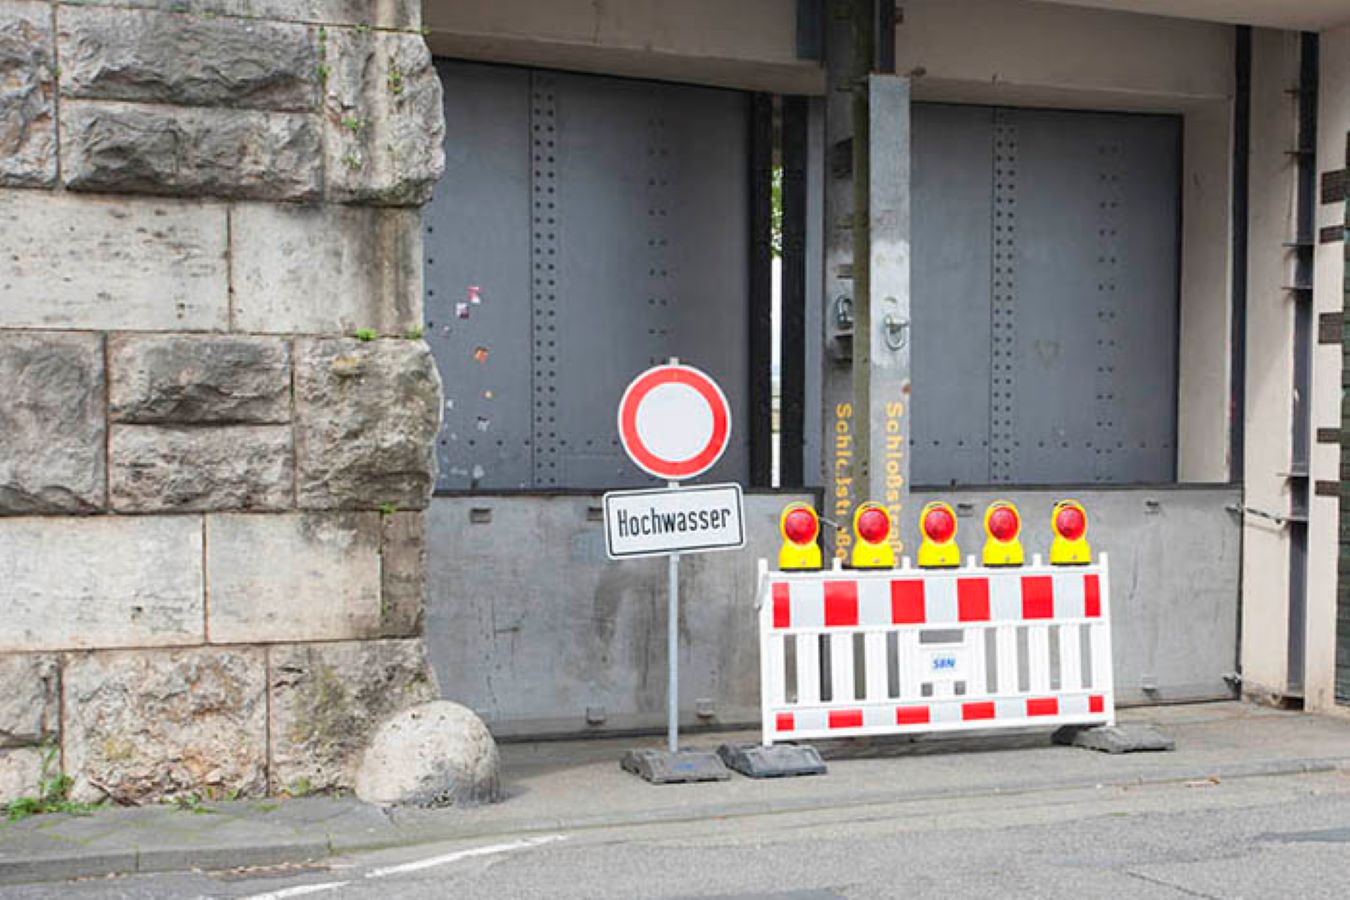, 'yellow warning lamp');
982,500,1025,567
1050,499,1091,565
917,501,960,568
850,502,895,569
778,502,823,570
